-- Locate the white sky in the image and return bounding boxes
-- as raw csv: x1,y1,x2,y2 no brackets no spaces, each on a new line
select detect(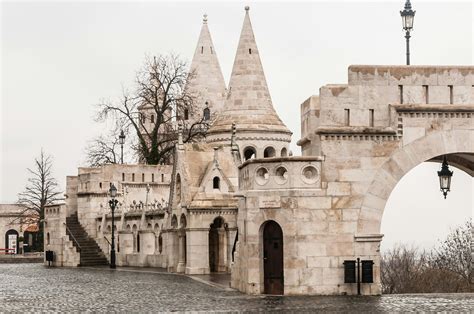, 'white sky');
1,0,473,250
